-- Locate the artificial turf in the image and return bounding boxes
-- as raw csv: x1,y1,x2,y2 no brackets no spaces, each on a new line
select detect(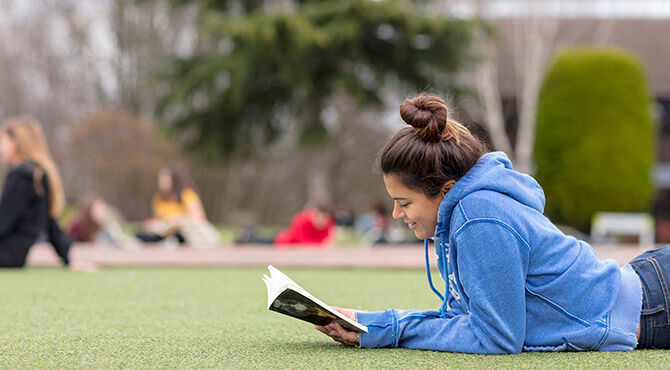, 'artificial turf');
0,266,667,368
